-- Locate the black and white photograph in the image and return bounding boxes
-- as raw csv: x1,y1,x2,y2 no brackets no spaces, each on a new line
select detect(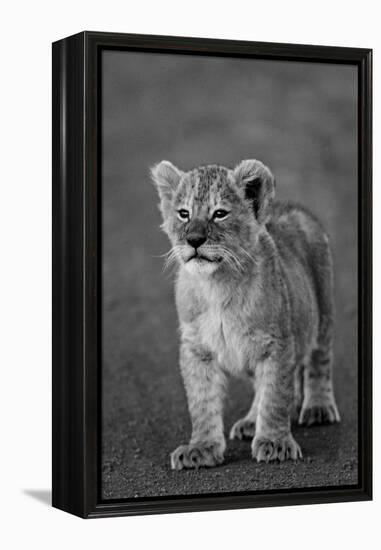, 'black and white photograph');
2,0,378,546
101,48,360,500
